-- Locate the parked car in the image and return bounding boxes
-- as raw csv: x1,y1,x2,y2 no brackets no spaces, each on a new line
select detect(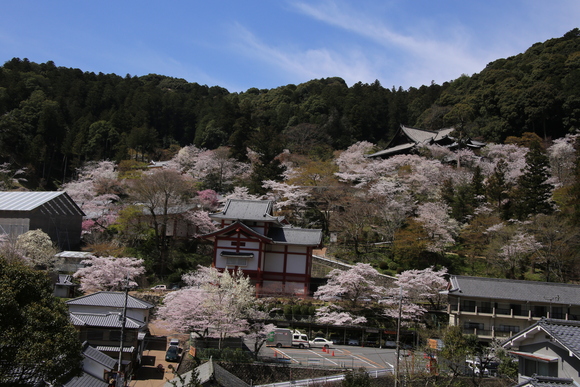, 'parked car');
151,285,167,291
385,340,397,348
169,338,179,347
347,338,360,346
309,337,333,348
165,345,179,362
